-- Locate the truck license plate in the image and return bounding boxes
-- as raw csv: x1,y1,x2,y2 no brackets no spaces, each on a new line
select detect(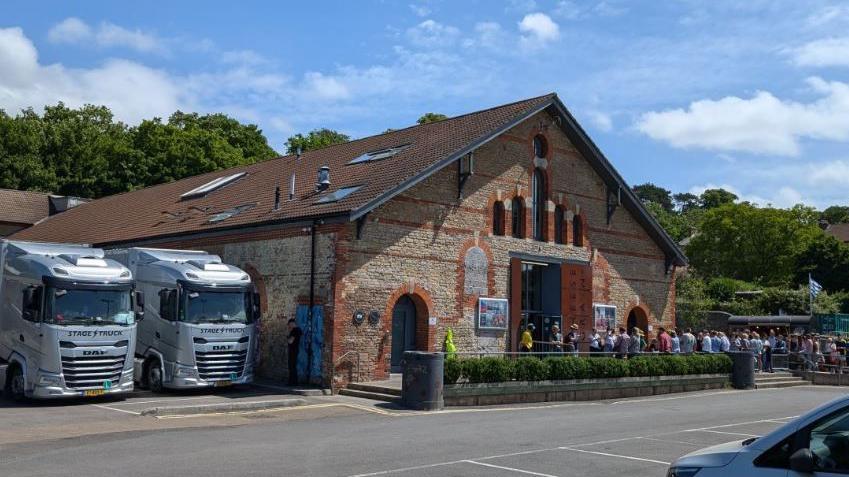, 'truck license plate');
215,380,232,387
84,389,106,397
